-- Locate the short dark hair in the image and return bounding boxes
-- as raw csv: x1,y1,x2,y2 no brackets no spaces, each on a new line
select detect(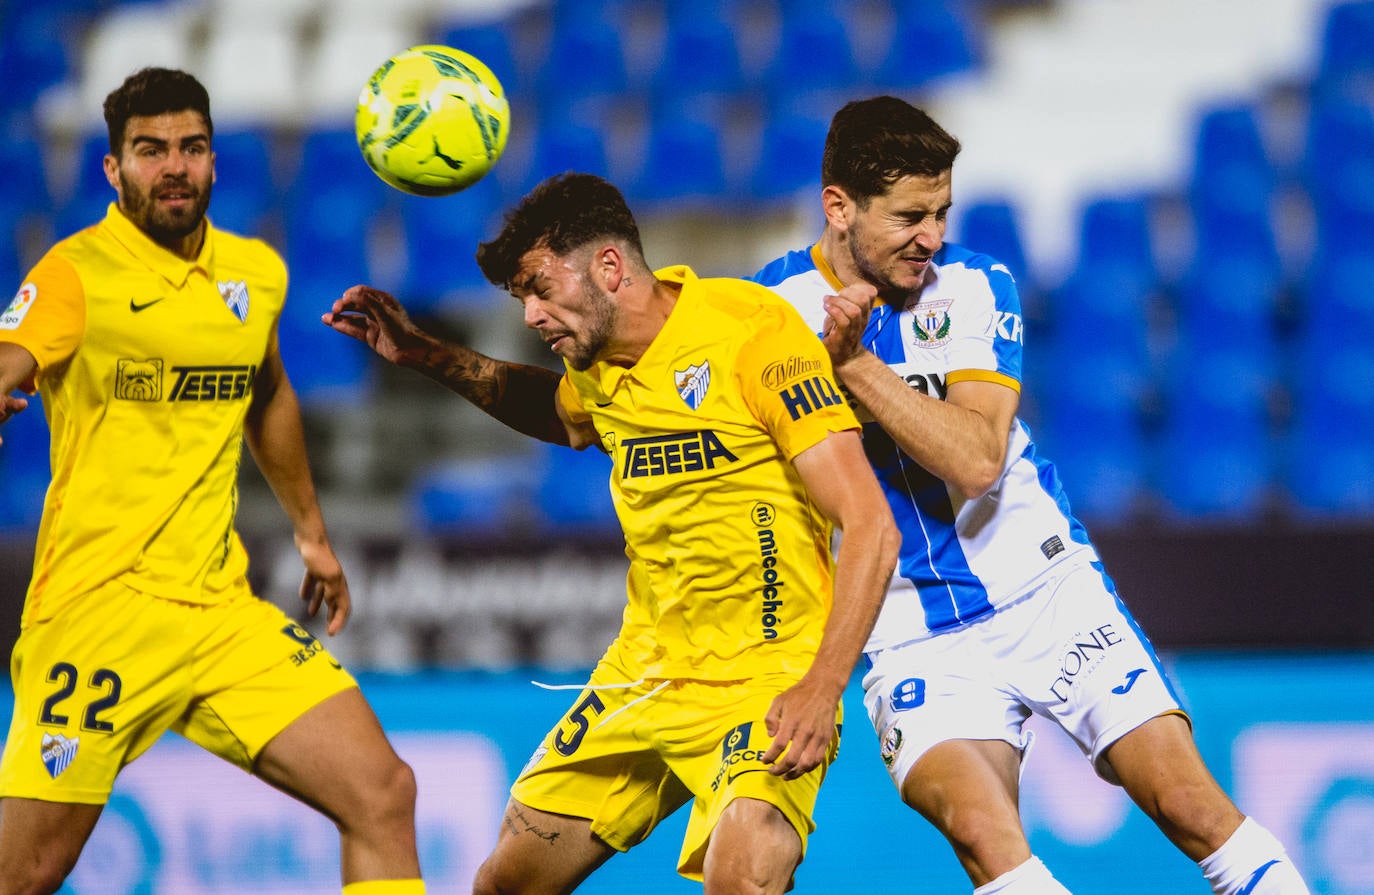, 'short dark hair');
103,67,213,155
821,96,961,203
476,172,646,289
